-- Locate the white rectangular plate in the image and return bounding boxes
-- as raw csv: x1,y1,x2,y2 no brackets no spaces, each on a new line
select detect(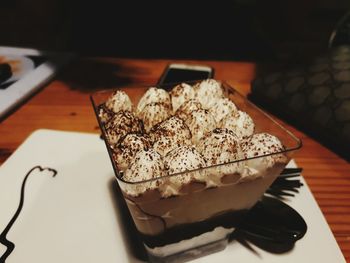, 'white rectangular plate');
0,130,346,263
